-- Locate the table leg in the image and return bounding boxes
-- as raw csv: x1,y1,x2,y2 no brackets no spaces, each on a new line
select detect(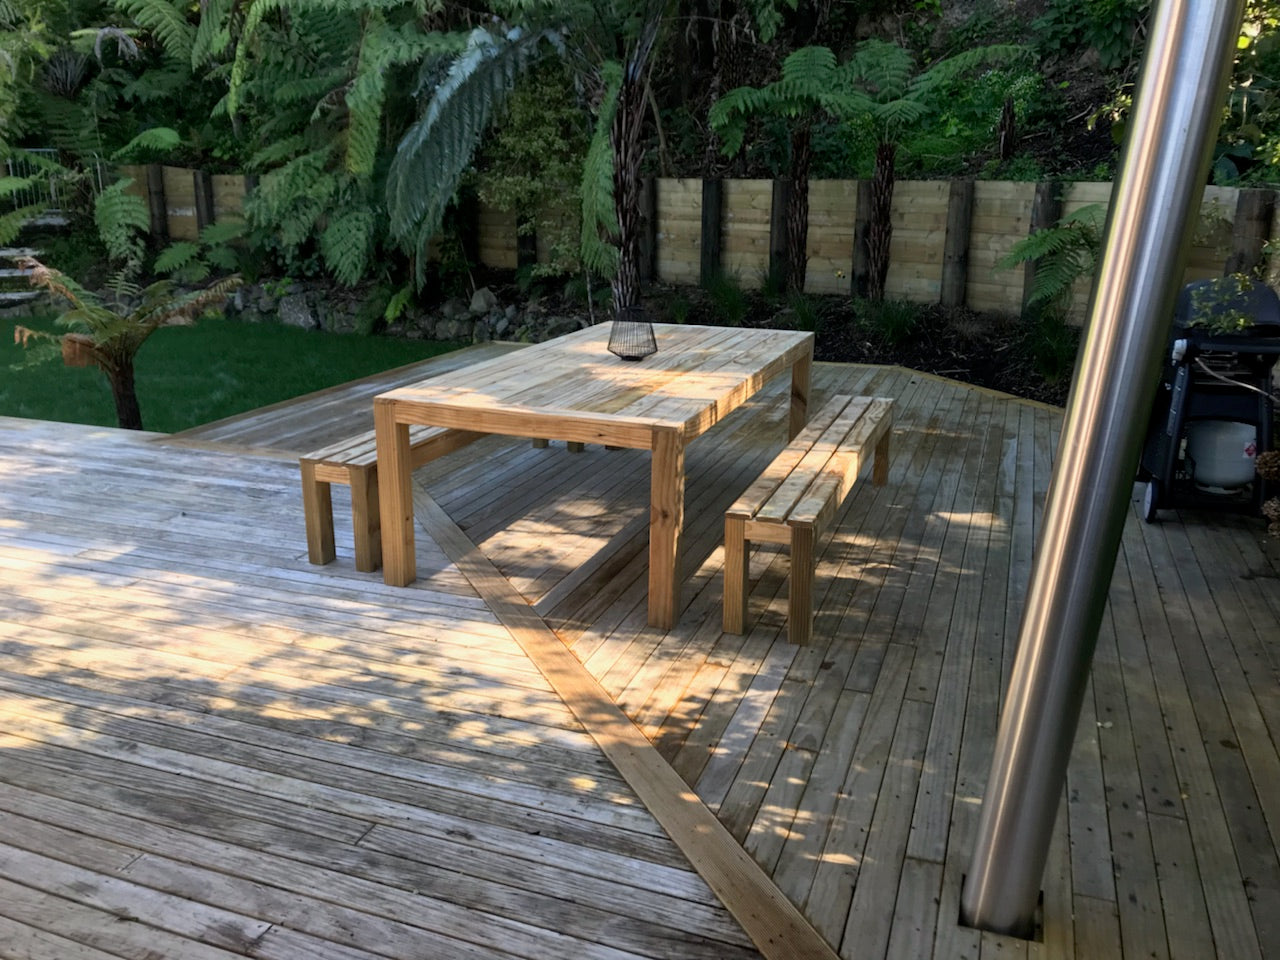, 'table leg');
375,399,416,586
649,427,685,630
789,346,812,439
